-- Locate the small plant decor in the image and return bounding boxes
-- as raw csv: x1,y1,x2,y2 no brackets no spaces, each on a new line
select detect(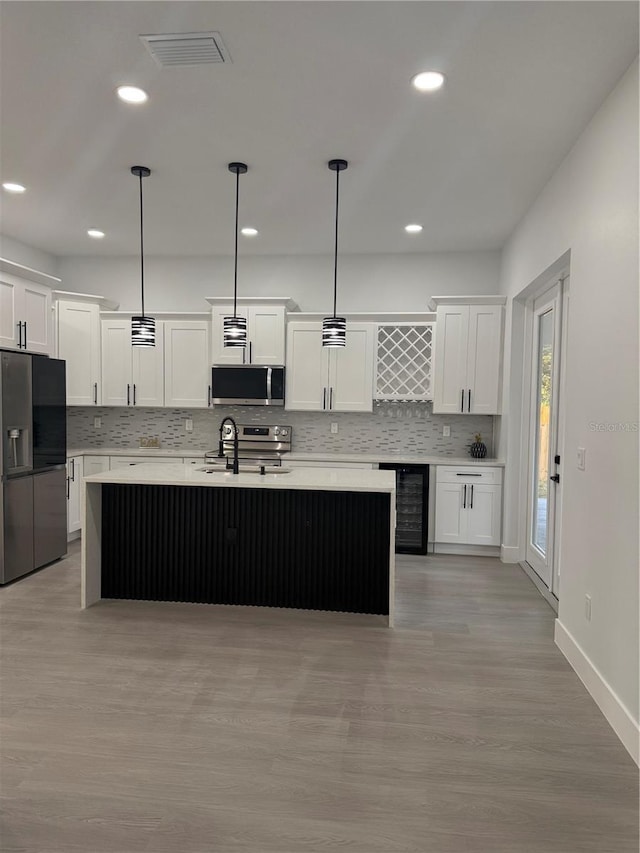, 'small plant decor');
469,433,487,459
